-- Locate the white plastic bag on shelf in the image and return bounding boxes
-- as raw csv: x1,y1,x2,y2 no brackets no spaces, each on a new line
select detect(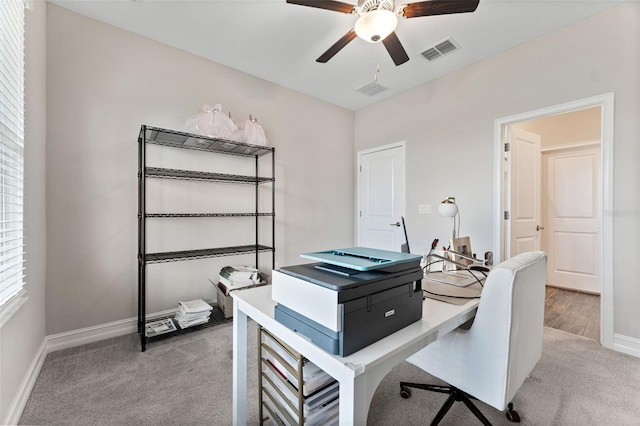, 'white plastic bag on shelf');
185,104,237,140
243,115,268,146
227,112,246,143
184,104,212,135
